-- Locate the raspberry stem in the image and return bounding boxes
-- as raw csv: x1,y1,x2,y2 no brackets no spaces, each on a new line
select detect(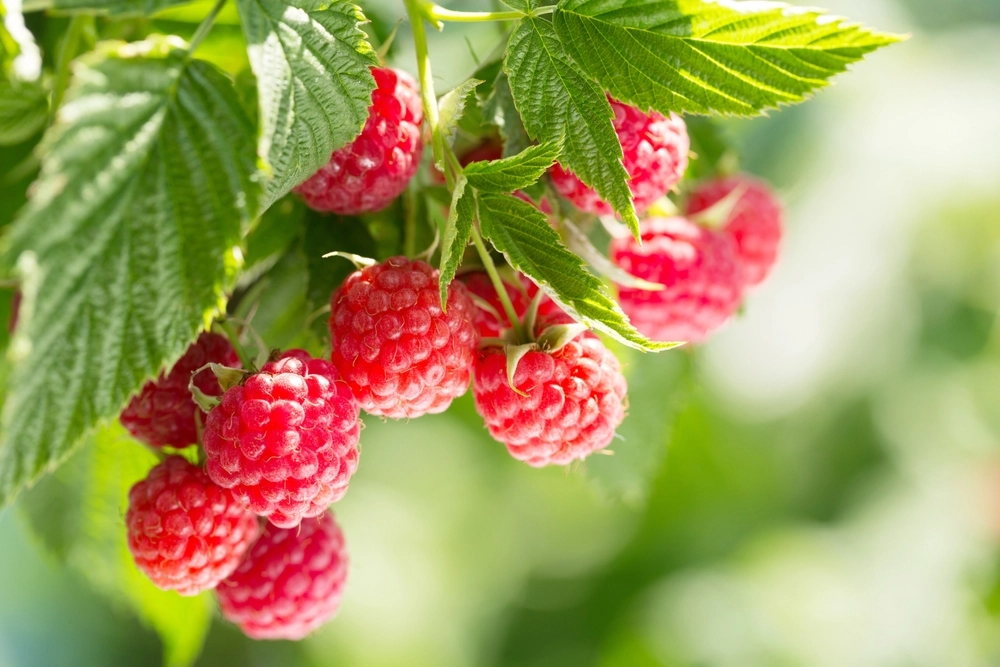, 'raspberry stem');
187,0,227,55
217,320,253,370
470,227,525,341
